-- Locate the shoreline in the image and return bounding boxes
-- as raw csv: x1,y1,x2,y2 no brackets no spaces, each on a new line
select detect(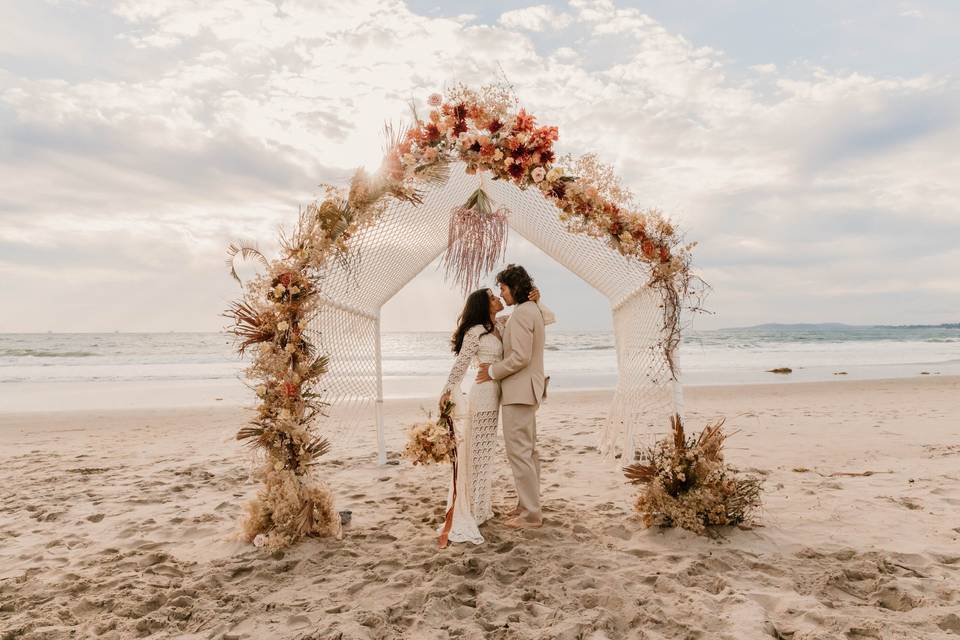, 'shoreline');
1,371,958,414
